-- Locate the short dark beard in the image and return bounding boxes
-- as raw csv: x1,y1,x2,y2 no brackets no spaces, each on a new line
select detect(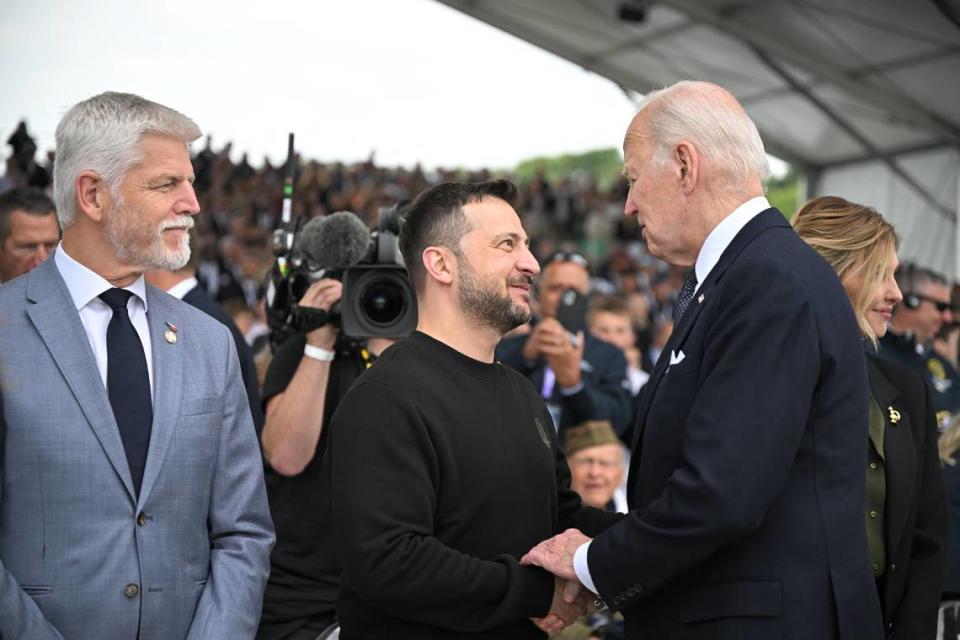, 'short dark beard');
457,254,531,335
